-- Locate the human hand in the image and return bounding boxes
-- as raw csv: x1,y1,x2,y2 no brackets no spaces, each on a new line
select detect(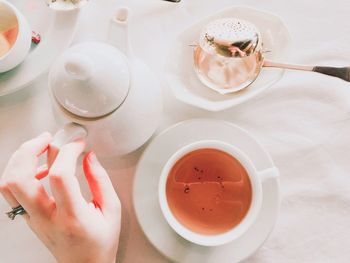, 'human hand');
0,133,121,263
